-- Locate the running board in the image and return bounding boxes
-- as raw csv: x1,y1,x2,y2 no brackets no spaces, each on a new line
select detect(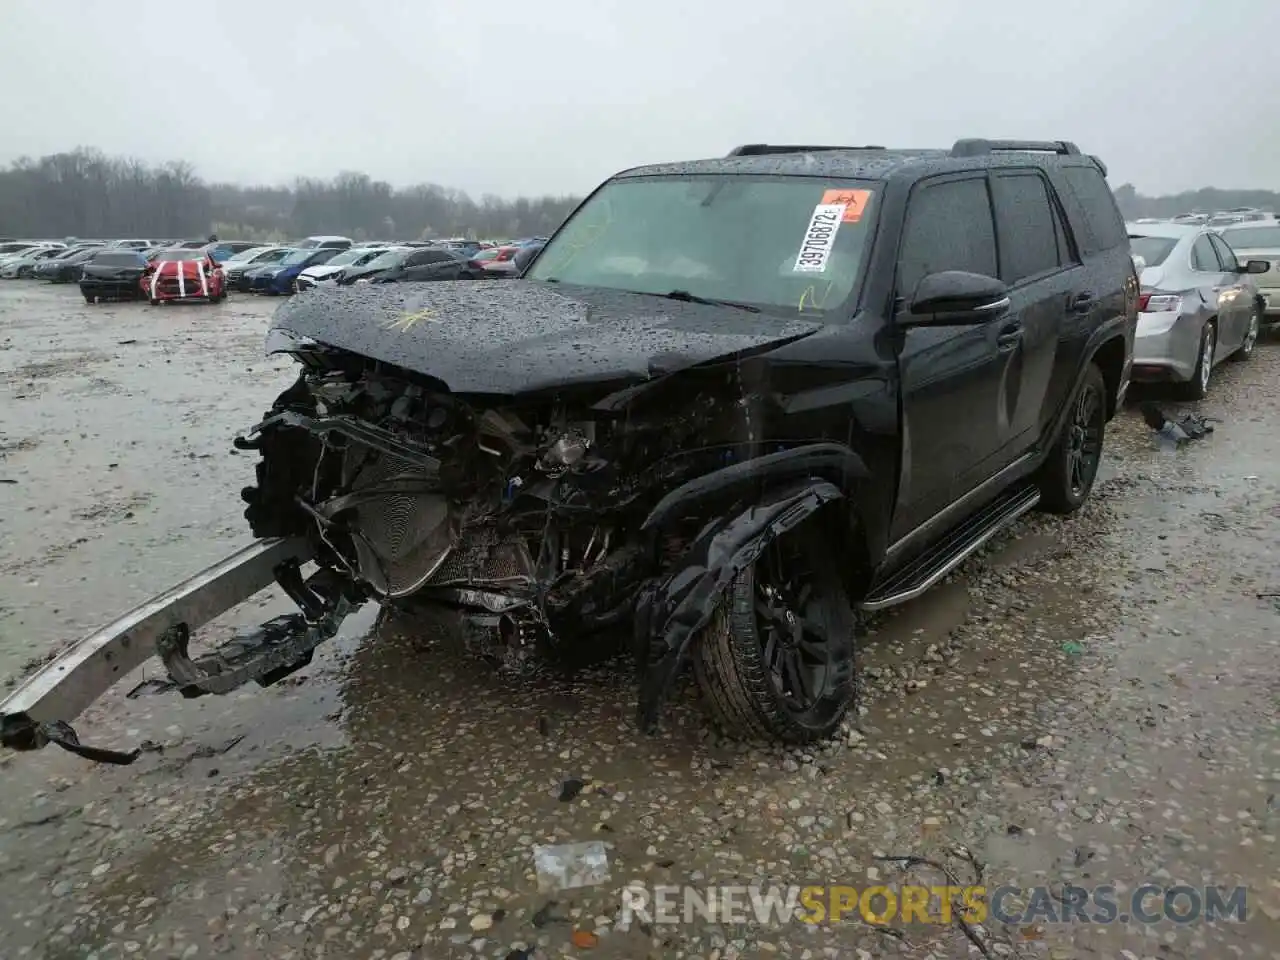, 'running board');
0,537,313,752
860,486,1040,611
